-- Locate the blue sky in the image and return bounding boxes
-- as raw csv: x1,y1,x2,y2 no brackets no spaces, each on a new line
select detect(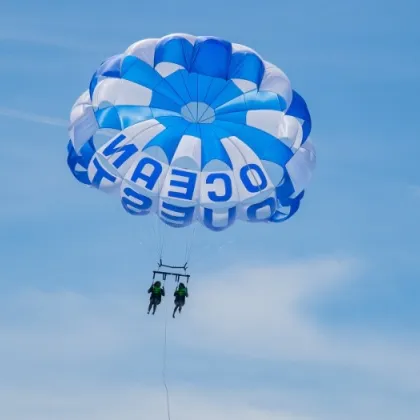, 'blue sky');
0,0,419,418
